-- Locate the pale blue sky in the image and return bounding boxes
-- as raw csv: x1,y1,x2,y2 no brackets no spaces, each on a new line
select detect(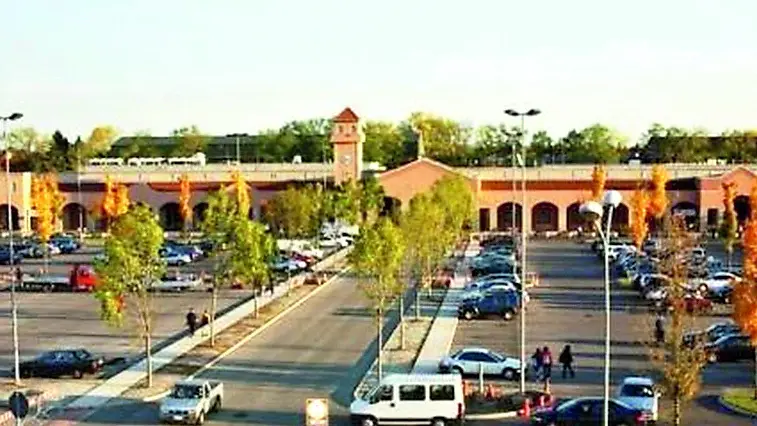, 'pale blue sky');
3,0,756,143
